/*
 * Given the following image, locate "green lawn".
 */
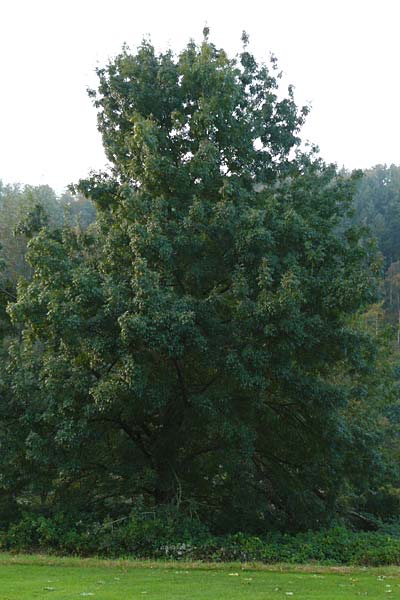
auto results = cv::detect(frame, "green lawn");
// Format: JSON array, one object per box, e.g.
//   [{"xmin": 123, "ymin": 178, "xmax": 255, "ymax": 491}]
[{"xmin": 0, "ymin": 555, "xmax": 400, "ymax": 599}]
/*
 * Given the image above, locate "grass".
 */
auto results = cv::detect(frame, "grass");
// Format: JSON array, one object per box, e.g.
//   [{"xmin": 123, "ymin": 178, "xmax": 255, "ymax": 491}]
[{"xmin": 1, "ymin": 554, "xmax": 400, "ymax": 599}]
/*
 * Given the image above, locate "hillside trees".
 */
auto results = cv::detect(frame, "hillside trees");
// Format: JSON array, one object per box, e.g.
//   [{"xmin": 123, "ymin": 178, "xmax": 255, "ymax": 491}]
[
  {"xmin": 0, "ymin": 183, "xmax": 58, "ymax": 285},
  {"xmin": 353, "ymin": 164, "xmax": 400, "ymax": 267},
  {"xmin": 352, "ymin": 165, "xmax": 400, "ymax": 345},
  {"xmin": 0, "ymin": 182, "xmax": 95, "ymax": 288},
  {"xmin": 2, "ymin": 33, "xmax": 382, "ymax": 531}
]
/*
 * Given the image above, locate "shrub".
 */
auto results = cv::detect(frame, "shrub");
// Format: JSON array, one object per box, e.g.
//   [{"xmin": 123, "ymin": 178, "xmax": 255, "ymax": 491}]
[{"xmin": 2, "ymin": 511, "xmax": 400, "ymax": 565}]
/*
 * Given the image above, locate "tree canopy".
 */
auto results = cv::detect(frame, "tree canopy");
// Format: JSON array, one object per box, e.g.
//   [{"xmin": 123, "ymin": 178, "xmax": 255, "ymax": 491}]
[
  {"xmin": 0, "ymin": 34, "xmax": 390, "ymax": 533},
  {"xmin": 353, "ymin": 164, "xmax": 400, "ymax": 267}
]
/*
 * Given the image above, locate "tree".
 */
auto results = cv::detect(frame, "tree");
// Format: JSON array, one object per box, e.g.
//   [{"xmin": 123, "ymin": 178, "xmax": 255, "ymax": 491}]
[
  {"xmin": 60, "ymin": 191, "xmax": 96, "ymax": 230},
  {"xmin": 353, "ymin": 164, "xmax": 400, "ymax": 266},
  {"xmin": 0, "ymin": 180, "xmax": 96, "ymax": 526},
  {"xmin": 5, "ymin": 33, "xmax": 378, "ymax": 531}
]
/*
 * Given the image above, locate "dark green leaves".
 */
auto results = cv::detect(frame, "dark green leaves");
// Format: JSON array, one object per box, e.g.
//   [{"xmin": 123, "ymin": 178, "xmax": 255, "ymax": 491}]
[{"xmin": 0, "ymin": 35, "xmax": 382, "ymax": 532}]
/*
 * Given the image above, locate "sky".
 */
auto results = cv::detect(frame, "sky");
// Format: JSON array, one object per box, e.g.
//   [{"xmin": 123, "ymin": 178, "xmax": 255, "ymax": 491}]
[{"xmin": 1, "ymin": 0, "xmax": 399, "ymax": 193}]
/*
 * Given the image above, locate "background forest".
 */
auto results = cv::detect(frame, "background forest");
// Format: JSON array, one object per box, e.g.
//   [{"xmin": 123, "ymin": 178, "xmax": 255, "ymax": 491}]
[{"xmin": 0, "ymin": 36, "xmax": 400, "ymax": 560}]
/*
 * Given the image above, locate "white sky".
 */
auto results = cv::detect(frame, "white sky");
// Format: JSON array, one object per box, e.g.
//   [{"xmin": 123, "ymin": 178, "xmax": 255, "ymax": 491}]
[{"xmin": 1, "ymin": 0, "xmax": 399, "ymax": 193}]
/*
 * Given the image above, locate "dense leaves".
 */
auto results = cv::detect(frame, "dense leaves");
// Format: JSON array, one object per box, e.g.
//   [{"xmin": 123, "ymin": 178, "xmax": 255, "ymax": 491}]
[
  {"xmin": 0, "ymin": 35, "xmax": 394, "ymax": 535},
  {"xmin": 353, "ymin": 164, "xmax": 400, "ymax": 266}
]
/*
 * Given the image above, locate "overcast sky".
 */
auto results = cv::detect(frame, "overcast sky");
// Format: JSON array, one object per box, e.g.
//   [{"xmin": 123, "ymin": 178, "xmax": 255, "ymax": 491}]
[{"xmin": 1, "ymin": 0, "xmax": 399, "ymax": 193}]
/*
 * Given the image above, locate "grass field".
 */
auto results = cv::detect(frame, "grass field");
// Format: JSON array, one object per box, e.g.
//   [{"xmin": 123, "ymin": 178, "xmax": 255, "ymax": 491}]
[{"xmin": 1, "ymin": 555, "xmax": 400, "ymax": 599}]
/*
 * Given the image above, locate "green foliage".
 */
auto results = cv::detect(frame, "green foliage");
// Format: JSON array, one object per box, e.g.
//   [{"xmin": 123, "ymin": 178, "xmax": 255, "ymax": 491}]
[
  {"xmin": 0, "ymin": 181, "xmax": 95, "ymax": 287},
  {"xmin": 2, "ymin": 513, "xmax": 100, "ymax": 555},
  {"xmin": 2, "ymin": 512, "xmax": 400, "ymax": 566},
  {"xmin": 353, "ymin": 164, "xmax": 400, "ymax": 266},
  {"xmin": 0, "ymin": 35, "xmax": 384, "ymax": 534}
]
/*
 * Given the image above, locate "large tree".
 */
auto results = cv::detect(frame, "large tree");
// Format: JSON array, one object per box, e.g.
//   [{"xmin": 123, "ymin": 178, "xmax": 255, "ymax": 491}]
[{"xmin": 4, "ymin": 32, "xmax": 378, "ymax": 531}]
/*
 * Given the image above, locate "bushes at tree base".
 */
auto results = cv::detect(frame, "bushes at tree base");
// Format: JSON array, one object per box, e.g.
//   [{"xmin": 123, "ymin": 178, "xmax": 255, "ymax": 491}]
[{"xmin": 2, "ymin": 512, "xmax": 400, "ymax": 566}]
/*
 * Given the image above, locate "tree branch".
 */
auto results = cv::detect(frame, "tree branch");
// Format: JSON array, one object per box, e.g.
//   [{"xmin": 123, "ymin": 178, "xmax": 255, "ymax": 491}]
[{"xmin": 0, "ymin": 286, "xmax": 16, "ymax": 300}]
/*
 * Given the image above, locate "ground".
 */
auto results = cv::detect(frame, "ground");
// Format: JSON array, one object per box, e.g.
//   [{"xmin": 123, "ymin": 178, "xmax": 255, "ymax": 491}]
[{"xmin": 0, "ymin": 555, "xmax": 399, "ymax": 599}]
